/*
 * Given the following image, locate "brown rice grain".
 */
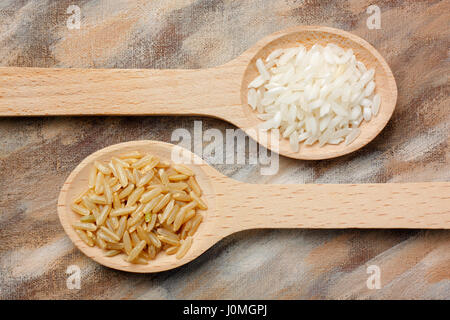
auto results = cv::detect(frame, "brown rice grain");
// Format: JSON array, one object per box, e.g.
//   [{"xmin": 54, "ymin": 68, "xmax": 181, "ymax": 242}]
[
  {"xmin": 94, "ymin": 172, "xmax": 105, "ymax": 195},
  {"xmin": 115, "ymin": 161, "xmax": 128, "ymax": 188},
  {"xmin": 132, "ymin": 203, "xmax": 144, "ymax": 216},
  {"xmin": 182, "ymin": 209, "xmax": 196, "ymax": 224},
  {"xmin": 172, "ymin": 192, "xmax": 191, "ymax": 202},
  {"xmin": 119, "ymin": 183, "xmax": 135, "ymax": 199},
  {"xmin": 158, "ymin": 169, "xmax": 169, "ymax": 186},
  {"xmin": 142, "ymin": 194, "xmax": 163, "ymax": 214},
  {"xmin": 112, "ymin": 156, "xmax": 131, "ymax": 168},
  {"xmin": 139, "ymin": 251, "xmax": 151, "ymax": 260},
  {"xmin": 157, "ymin": 227, "xmax": 179, "ymax": 241},
  {"xmin": 107, "ymin": 176, "xmax": 118, "ymax": 186},
  {"xmin": 95, "ymin": 235, "xmax": 107, "ymax": 249},
  {"xmin": 148, "ymin": 245, "xmax": 157, "ymax": 259},
  {"xmin": 158, "ymin": 234, "xmax": 180, "ymax": 246},
  {"xmin": 160, "ymin": 199, "xmax": 175, "ymax": 224},
  {"xmin": 176, "ymin": 237, "xmax": 193, "ymax": 259},
  {"xmin": 141, "ymin": 158, "xmax": 160, "ymax": 173},
  {"xmin": 73, "ymin": 189, "xmax": 89, "ymax": 204},
  {"xmin": 111, "ymin": 183, "xmax": 122, "ymax": 193},
  {"xmin": 96, "ymin": 204, "xmax": 111, "ymax": 226},
  {"xmin": 168, "ymin": 182, "xmax": 188, "ymax": 191},
  {"xmin": 81, "ymin": 195, "xmax": 97, "ymax": 212},
  {"xmin": 168, "ymin": 174, "xmax": 189, "ymax": 182},
  {"xmin": 126, "ymin": 186, "xmax": 145, "ymax": 207},
  {"xmin": 130, "ymin": 256, "xmax": 148, "ymax": 265},
  {"xmin": 76, "ymin": 229, "xmax": 95, "ymax": 247},
  {"xmin": 88, "ymin": 166, "xmax": 97, "ymax": 189},
  {"xmin": 103, "ymin": 179, "xmax": 113, "ymax": 204},
  {"xmin": 187, "ymin": 176, "xmax": 202, "ymax": 197},
  {"xmin": 110, "ymin": 216, "xmax": 119, "ymax": 230},
  {"xmin": 147, "ymin": 213, "xmax": 157, "ymax": 231},
  {"xmin": 116, "ymin": 216, "xmax": 127, "ymax": 239},
  {"xmin": 106, "ymin": 242, "xmax": 124, "ymax": 251},
  {"xmin": 126, "ymin": 168, "xmax": 135, "ymax": 184},
  {"xmin": 105, "ymin": 249, "xmax": 121, "ymax": 257},
  {"xmin": 165, "ymin": 246, "xmax": 179, "ymax": 255},
  {"xmin": 133, "ymin": 168, "xmax": 141, "ymax": 184},
  {"xmin": 173, "ymin": 208, "xmax": 187, "ymax": 232},
  {"xmin": 155, "ymin": 160, "xmax": 170, "ymax": 168},
  {"xmin": 188, "ymin": 214, "xmax": 203, "ymax": 236},
  {"xmin": 97, "ymin": 229, "xmax": 118, "ymax": 243},
  {"xmin": 148, "ymin": 231, "xmax": 162, "ymax": 248},
  {"xmin": 108, "ymin": 160, "xmax": 118, "ymax": 177},
  {"xmin": 131, "ymin": 155, "xmax": 153, "ymax": 169},
  {"xmin": 89, "ymin": 194, "xmax": 107, "ymax": 205},
  {"xmin": 71, "ymin": 203, "xmax": 90, "ymax": 216},
  {"xmin": 130, "ymin": 231, "xmax": 141, "ymax": 247},
  {"xmin": 172, "ymin": 164, "xmax": 194, "ymax": 176},
  {"xmin": 127, "ymin": 240, "xmax": 147, "ymax": 262},
  {"xmin": 110, "ymin": 205, "xmax": 136, "ymax": 217},
  {"xmin": 180, "ymin": 219, "xmax": 193, "ymax": 239},
  {"xmin": 124, "ymin": 159, "xmax": 139, "ymax": 165},
  {"xmin": 94, "ymin": 160, "xmax": 111, "ymax": 175},
  {"xmin": 189, "ymin": 191, "xmax": 208, "ymax": 210},
  {"xmin": 91, "ymin": 206, "xmax": 100, "ymax": 219},
  {"xmin": 136, "ymin": 225, "xmax": 152, "ymax": 246},
  {"xmin": 119, "ymin": 151, "xmax": 143, "ymax": 159},
  {"xmin": 112, "ymin": 192, "xmax": 121, "ymax": 209},
  {"xmin": 152, "ymin": 193, "xmax": 172, "ymax": 213},
  {"xmin": 127, "ymin": 211, "xmax": 144, "ymax": 228},
  {"xmin": 122, "ymin": 231, "xmax": 132, "ymax": 255},
  {"xmin": 80, "ymin": 214, "xmax": 96, "ymax": 223},
  {"xmin": 73, "ymin": 222, "xmax": 97, "ymax": 232},
  {"xmin": 72, "ymin": 151, "xmax": 205, "ymax": 263},
  {"xmin": 100, "ymin": 226, "xmax": 120, "ymax": 242},
  {"xmin": 167, "ymin": 204, "xmax": 180, "ymax": 225},
  {"xmin": 137, "ymin": 171, "xmax": 154, "ymax": 187},
  {"xmin": 140, "ymin": 187, "xmax": 162, "ymax": 203}
]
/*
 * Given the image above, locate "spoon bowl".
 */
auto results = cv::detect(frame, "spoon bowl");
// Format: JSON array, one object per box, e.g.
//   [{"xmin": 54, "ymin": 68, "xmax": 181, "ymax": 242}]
[
  {"xmin": 239, "ymin": 26, "xmax": 398, "ymax": 159},
  {"xmin": 1, "ymin": 26, "xmax": 396, "ymax": 160},
  {"xmin": 58, "ymin": 141, "xmax": 220, "ymax": 272},
  {"xmin": 58, "ymin": 141, "xmax": 450, "ymax": 273}
]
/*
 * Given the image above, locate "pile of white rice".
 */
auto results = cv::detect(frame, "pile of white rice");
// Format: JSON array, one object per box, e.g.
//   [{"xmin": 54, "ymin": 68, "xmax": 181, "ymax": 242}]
[{"xmin": 247, "ymin": 43, "xmax": 381, "ymax": 152}]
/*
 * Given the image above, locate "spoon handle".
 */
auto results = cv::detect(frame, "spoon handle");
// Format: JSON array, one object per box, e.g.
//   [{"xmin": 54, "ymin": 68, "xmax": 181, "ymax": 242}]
[
  {"xmin": 0, "ymin": 66, "xmax": 241, "ymax": 117},
  {"xmin": 215, "ymin": 181, "xmax": 450, "ymax": 233}
]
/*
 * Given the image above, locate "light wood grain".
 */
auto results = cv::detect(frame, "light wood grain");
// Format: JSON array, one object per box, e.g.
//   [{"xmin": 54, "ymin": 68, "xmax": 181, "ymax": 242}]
[
  {"xmin": 58, "ymin": 141, "xmax": 450, "ymax": 272},
  {"xmin": 0, "ymin": 26, "xmax": 397, "ymax": 160}
]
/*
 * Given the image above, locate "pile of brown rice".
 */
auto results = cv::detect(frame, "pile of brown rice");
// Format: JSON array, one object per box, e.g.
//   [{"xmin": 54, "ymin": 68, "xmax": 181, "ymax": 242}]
[{"xmin": 71, "ymin": 151, "xmax": 206, "ymax": 264}]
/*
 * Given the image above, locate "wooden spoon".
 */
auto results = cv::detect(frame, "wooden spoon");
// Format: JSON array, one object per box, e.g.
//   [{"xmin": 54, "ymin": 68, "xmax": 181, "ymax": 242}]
[
  {"xmin": 58, "ymin": 140, "xmax": 449, "ymax": 273},
  {"xmin": 1, "ymin": 26, "xmax": 396, "ymax": 160}
]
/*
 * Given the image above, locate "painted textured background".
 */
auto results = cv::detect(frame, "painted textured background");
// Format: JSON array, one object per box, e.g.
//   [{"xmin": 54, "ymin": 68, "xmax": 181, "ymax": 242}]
[{"xmin": 0, "ymin": 0, "xmax": 449, "ymax": 299}]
